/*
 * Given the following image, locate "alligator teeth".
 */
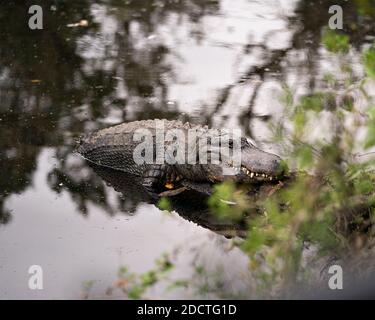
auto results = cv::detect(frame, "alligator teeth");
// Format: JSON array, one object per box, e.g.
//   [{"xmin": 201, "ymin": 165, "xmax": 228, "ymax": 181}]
[
  {"xmin": 250, "ymin": 172, "xmax": 254, "ymax": 178},
  {"xmin": 269, "ymin": 177, "xmax": 273, "ymax": 181}
]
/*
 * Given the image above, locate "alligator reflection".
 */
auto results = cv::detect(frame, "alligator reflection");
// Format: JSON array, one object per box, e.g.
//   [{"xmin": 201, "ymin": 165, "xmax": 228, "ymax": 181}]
[{"xmin": 89, "ymin": 163, "xmax": 249, "ymax": 238}]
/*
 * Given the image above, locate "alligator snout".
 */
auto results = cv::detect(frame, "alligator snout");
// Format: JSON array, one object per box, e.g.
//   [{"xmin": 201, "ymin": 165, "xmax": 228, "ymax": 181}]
[
  {"xmin": 238, "ymin": 147, "xmax": 286, "ymax": 183},
  {"xmin": 258, "ymin": 154, "xmax": 284, "ymax": 175}
]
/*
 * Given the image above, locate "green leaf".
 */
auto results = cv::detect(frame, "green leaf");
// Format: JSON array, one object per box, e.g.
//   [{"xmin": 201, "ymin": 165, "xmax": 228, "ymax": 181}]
[
  {"xmin": 296, "ymin": 145, "xmax": 313, "ymax": 169},
  {"xmin": 363, "ymin": 46, "xmax": 375, "ymax": 80},
  {"xmin": 364, "ymin": 127, "xmax": 375, "ymax": 149},
  {"xmin": 242, "ymin": 228, "xmax": 267, "ymax": 254},
  {"xmin": 354, "ymin": 179, "xmax": 374, "ymax": 194},
  {"xmin": 157, "ymin": 197, "xmax": 172, "ymax": 211},
  {"xmin": 322, "ymin": 29, "xmax": 350, "ymax": 54},
  {"xmin": 365, "ymin": 106, "xmax": 375, "ymax": 149},
  {"xmin": 128, "ymin": 285, "xmax": 144, "ymax": 300},
  {"xmin": 141, "ymin": 271, "xmax": 157, "ymax": 287}
]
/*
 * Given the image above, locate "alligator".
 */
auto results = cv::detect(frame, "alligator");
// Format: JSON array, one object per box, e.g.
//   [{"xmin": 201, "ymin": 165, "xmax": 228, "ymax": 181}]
[{"xmin": 77, "ymin": 119, "xmax": 286, "ymax": 196}]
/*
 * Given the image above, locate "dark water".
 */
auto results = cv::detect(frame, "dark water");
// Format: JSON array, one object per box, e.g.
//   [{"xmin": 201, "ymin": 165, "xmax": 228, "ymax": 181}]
[{"xmin": 0, "ymin": 0, "xmax": 374, "ymax": 299}]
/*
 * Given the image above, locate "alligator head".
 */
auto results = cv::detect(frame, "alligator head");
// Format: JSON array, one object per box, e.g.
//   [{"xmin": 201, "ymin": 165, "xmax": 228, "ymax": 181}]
[
  {"xmin": 175, "ymin": 136, "xmax": 287, "ymax": 185},
  {"xmin": 229, "ymin": 138, "xmax": 286, "ymax": 183}
]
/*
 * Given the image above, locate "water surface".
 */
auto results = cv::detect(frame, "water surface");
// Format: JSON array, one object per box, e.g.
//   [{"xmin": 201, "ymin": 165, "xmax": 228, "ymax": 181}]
[{"xmin": 1, "ymin": 0, "xmax": 374, "ymax": 299}]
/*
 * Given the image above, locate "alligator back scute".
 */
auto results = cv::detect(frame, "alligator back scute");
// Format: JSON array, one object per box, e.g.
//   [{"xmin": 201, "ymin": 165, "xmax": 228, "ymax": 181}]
[
  {"xmin": 77, "ymin": 119, "xmax": 210, "ymax": 174},
  {"xmin": 77, "ymin": 131, "xmax": 138, "ymax": 173}
]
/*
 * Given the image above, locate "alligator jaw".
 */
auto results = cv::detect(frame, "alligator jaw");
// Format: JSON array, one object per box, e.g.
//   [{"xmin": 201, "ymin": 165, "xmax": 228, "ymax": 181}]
[
  {"xmin": 233, "ymin": 166, "xmax": 279, "ymax": 182},
  {"xmin": 221, "ymin": 145, "xmax": 286, "ymax": 184}
]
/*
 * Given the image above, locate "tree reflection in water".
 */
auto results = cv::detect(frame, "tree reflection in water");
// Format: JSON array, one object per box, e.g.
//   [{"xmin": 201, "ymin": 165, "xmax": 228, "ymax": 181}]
[{"xmin": 1, "ymin": 0, "xmax": 375, "ymax": 225}]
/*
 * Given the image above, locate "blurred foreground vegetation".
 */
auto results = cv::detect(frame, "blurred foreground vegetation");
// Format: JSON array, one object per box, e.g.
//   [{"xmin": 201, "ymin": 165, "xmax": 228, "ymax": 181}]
[{"xmin": 110, "ymin": 29, "xmax": 375, "ymax": 299}]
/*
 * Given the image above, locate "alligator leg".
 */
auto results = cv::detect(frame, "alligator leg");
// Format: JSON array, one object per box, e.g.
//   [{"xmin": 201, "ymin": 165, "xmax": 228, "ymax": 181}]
[
  {"xmin": 181, "ymin": 181, "xmax": 214, "ymax": 195},
  {"xmin": 158, "ymin": 187, "xmax": 189, "ymax": 197},
  {"xmin": 158, "ymin": 181, "xmax": 214, "ymax": 197}
]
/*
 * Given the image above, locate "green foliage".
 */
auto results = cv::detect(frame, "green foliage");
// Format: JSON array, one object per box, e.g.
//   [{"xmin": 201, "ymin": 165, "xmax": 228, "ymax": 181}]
[
  {"xmin": 157, "ymin": 197, "xmax": 172, "ymax": 211},
  {"xmin": 355, "ymin": 0, "xmax": 375, "ymax": 17},
  {"xmin": 297, "ymin": 92, "xmax": 337, "ymax": 112},
  {"xmin": 363, "ymin": 47, "xmax": 375, "ymax": 80},
  {"xmin": 242, "ymin": 227, "xmax": 267, "ymax": 254},
  {"xmin": 209, "ymin": 37, "xmax": 375, "ymax": 295},
  {"xmin": 365, "ymin": 106, "xmax": 375, "ymax": 149},
  {"xmin": 298, "ymin": 93, "xmax": 324, "ymax": 112},
  {"xmin": 112, "ymin": 254, "xmax": 174, "ymax": 299},
  {"xmin": 207, "ymin": 182, "xmax": 249, "ymax": 221},
  {"xmin": 280, "ymin": 85, "xmax": 294, "ymax": 108},
  {"xmin": 323, "ymin": 73, "xmax": 337, "ymax": 87},
  {"xmin": 295, "ymin": 144, "xmax": 314, "ymax": 169},
  {"xmin": 322, "ymin": 29, "xmax": 350, "ymax": 54},
  {"xmin": 167, "ymin": 279, "xmax": 190, "ymax": 291}
]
